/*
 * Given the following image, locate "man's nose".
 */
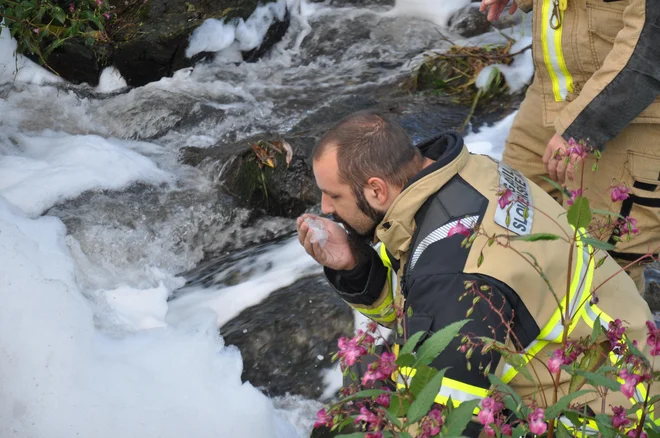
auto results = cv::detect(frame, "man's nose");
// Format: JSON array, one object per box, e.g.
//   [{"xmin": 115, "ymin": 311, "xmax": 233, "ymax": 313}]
[{"xmin": 321, "ymin": 194, "xmax": 334, "ymax": 215}]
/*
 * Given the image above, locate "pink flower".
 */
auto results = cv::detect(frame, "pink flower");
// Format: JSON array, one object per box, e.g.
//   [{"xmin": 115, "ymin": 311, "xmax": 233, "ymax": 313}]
[
  {"xmin": 611, "ymin": 184, "xmax": 630, "ymax": 202},
  {"xmin": 366, "ymin": 432, "xmax": 383, "ymax": 438},
  {"xmin": 627, "ymin": 429, "xmax": 648, "ymax": 438},
  {"xmin": 567, "ymin": 138, "xmax": 589, "ymax": 159},
  {"xmin": 528, "ymin": 408, "xmax": 547, "ymax": 435},
  {"xmin": 501, "ymin": 424, "xmax": 513, "ymax": 436},
  {"xmin": 646, "ymin": 320, "xmax": 660, "ymax": 356},
  {"xmin": 355, "ymin": 406, "xmax": 379, "ymax": 425},
  {"xmin": 95, "ymin": 0, "xmax": 103, "ymax": 6},
  {"xmin": 337, "ymin": 336, "xmax": 367, "ymax": 368},
  {"xmin": 548, "ymin": 349, "xmax": 563, "ymax": 374},
  {"xmin": 611, "ymin": 406, "xmax": 631, "ymax": 429},
  {"xmin": 448, "ymin": 219, "xmax": 472, "ymax": 238},
  {"xmin": 313, "ymin": 408, "xmax": 333, "ymax": 428},
  {"xmin": 607, "ymin": 319, "xmax": 626, "ymax": 353},
  {"xmin": 619, "ymin": 369, "xmax": 642, "ymax": 399},
  {"xmin": 567, "ymin": 189, "xmax": 582, "ymax": 206},
  {"xmin": 32, "ymin": 27, "xmax": 40, "ymax": 34},
  {"xmin": 376, "ymin": 352, "xmax": 397, "ymax": 376},
  {"xmin": 104, "ymin": 12, "xmax": 110, "ymax": 19},
  {"xmin": 68, "ymin": 2, "xmax": 75, "ymax": 12},
  {"xmin": 619, "ymin": 216, "xmax": 639, "ymax": 236},
  {"xmin": 419, "ymin": 408, "xmax": 444, "ymax": 438},
  {"xmin": 375, "ymin": 392, "xmax": 390, "ymax": 407},
  {"xmin": 498, "ymin": 188, "xmax": 515, "ymax": 209}
]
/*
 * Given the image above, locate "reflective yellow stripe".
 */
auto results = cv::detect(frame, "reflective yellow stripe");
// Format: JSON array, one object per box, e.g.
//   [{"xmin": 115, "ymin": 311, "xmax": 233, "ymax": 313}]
[
  {"xmin": 397, "ymin": 368, "xmax": 485, "ymax": 411},
  {"xmin": 502, "ymin": 228, "xmax": 594, "ymax": 383},
  {"xmin": 542, "ymin": 0, "xmax": 574, "ymax": 101},
  {"xmin": 354, "ymin": 292, "xmax": 396, "ymax": 323}
]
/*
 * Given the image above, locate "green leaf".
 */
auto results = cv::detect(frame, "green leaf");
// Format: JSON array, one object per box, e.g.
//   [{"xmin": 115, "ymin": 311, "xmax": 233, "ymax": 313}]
[
  {"xmin": 581, "ymin": 237, "xmax": 616, "ymax": 252},
  {"xmin": 398, "ymin": 433, "xmax": 413, "ymax": 438},
  {"xmin": 540, "ymin": 176, "xmax": 570, "ymax": 197},
  {"xmin": 569, "ymin": 341, "xmax": 609, "ymax": 392},
  {"xmin": 511, "ymin": 233, "xmax": 561, "ymax": 242},
  {"xmin": 53, "ymin": 7, "xmax": 66, "ymax": 24},
  {"xmin": 406, "ymin": 368, "xmax": 447, "ymax": 423},
  {"xmin": 443, "ymin": 399, "xmax": 480, "ymax": 437},
  {"xmin": 556, "ymin": 418, "xmax": 572, "ymax": 438},
  {"xmin": 409, "ymin": 365, "xmax": 438, "ymax": 397},
  {"xmin": 591, "ymin": 208, "xmax": 624, "ymax": 219},
  {"xmin": 502, "ymin": 352, "xmax": 534, "ymax": 384},
  {"xmin": 594, "ymin": 413, "xmax": 617, "ymax": 438},
  {"xmin": 567, "ymin": 196, "xmax": 592, "ymax": 229},
  {"xmin": 625, "ymin": 337, "xmax": 650, "ymax": 367},
  {"xmin": 543, "ymin": 390, "xmax": 593, "ymax": 419},
  {"xmin": 336, "ymin": 433, "xmax": 366, "ymax": 438},
  {"xmin": 400, "ymin": 331, "xmax": 426, "ymax": 356},
  {"xmin": 388, "ymin": 393, "xmax": 410, "ymax": 417},
  {"xmin": 571, "ymin": 370, "xmax": 620, "ymax": 391},
  {"xmin": 396, "ymin": 353, "xmax": 415, "ymax": 367},
  {"xmin": 415, "ymin": 320, "xmax": 470, "ymax": 367},
  {"xmin": 562, "ymin": 411, "xmax": 584, "ymax": 430},
  {"xmin": 381, "ymin": 407, "xmax": 402, "ymax": 428}
]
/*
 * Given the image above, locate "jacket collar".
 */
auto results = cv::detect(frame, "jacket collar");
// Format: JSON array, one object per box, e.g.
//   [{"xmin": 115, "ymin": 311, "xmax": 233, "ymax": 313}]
[{"xmin": 375, "ymin": 132, "xmax": 469, "ymax": 260}]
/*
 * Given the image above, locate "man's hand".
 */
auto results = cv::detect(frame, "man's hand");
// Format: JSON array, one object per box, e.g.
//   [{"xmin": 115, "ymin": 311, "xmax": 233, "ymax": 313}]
[
  {"xmin": 479, "ymin": 0, "xmax": 518, "ymax": 22},
  {"xmin": 296, "ymin": 214, "xmax": 358, "ymax": 271},
  {"xmin": 542, "ymin": 133, "xmax": 580, "ymax": 184}
]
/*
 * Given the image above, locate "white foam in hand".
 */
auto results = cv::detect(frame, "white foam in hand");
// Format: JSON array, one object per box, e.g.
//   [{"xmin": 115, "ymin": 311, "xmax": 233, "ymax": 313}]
[{"xmin": 305, "ymin": 217, "xmax": 328, "ymax": 248}]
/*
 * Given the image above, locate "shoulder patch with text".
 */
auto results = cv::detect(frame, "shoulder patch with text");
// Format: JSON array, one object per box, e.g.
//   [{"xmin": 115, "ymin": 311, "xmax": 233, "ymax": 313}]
[{"xmin": 494, "ymin": 163, "xmax": 534, "ymax": 235}]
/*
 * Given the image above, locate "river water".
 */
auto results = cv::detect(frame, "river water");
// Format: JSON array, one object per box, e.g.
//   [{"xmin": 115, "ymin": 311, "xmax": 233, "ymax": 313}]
[{"xmin": 0, "ymin": 1, "xmax": 529, "ymax": 437}]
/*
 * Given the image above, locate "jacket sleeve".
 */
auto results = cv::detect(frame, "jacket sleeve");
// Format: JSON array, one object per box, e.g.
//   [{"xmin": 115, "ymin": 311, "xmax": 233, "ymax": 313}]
[
  {"xmin": 555, "ymin": 0, "xmax": 660, "ymax": 149},
  {"xmin": 324, "ymin": 248, "xmax": 397, "ymax": 327}
]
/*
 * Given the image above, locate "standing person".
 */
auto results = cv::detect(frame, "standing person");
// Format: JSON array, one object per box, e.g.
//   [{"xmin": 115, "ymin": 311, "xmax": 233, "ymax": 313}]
[
  {"xmin": 296, "ymin": 111, "xmax": 656, "ymax": 430},
  {"xmin": 480, "ymin": 0, "xmax": 660, "ymax": 292}
]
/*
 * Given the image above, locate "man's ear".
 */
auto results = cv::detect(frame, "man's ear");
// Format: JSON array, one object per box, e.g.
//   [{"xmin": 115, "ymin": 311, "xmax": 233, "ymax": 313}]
[{"xmin": 364, "ymin": 177, "xmax": 390, "ymax": 207}]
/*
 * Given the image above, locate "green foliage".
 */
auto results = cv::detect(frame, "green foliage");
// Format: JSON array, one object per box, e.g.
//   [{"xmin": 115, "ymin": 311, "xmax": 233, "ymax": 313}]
[
  {"xmin": 567, "ymin": 196, "xmax": 592, "ymax": 229},
  {"xmin": 0, "ymin": 0, "xmax": 111, "ymax": 67},
  {"xmin": 414, "ymin": 319, "xmax": 469, "ymax": 367}
]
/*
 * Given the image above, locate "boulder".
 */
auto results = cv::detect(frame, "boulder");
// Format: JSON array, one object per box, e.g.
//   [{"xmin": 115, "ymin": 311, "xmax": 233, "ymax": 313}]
[
  {"xmin": 220, "ymin": 274, "xmax": 354, "ymax": 399},
  {"xmin": 40, "ymin": 0, "xmax": 290, "ymax": 86}
]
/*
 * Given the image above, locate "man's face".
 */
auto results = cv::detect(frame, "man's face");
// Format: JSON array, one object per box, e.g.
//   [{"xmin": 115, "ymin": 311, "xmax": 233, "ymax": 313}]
[{"xmin": 313, "ymin": 148, "xmax": 384, "ymax": 237}]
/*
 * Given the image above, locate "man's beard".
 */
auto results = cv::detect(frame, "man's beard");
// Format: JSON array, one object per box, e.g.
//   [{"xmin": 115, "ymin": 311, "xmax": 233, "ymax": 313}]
[{"xmin": 333, "ymin": 191, "xmax": 385, "ymax": 266}]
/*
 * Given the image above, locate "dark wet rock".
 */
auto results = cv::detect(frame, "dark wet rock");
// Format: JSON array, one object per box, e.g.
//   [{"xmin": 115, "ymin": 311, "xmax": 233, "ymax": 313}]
[
  {"xmin": 645, "ymin": 262, "xmax": 660, "ymax": 312},
  {"xmin": 180, "ymin": 133, "xmax": 321, "ymax": 218},
  {"xmin": 220, "ymin": 274, "xmax": 354, "ymax": 399},
  {"xmin": 448, "ymin": 6, "xmax": 492, "ymax": 38},
  {"xmin": 37, "ymin": 0, "xmax": 289, "ymax": 86}
]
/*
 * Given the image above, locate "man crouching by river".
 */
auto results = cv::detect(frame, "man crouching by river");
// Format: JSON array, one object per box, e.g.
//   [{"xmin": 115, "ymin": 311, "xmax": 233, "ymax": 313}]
[{"xmin": 296, "ymin": 110, "xmax": 657, "ymax": 436}]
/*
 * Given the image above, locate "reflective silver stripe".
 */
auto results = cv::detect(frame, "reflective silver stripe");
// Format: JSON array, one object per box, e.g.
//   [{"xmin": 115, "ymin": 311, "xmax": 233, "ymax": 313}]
[
  {"xmin": 409, "ymin": 215, "xmax": 479, "ymax": 270},
  {"xmin": 438, "ymin": 385, "xmax": 485, "ymax": 403},
  {"xmin": 539, "ymin": 323, "xmax": 564, "ymax": 342}
]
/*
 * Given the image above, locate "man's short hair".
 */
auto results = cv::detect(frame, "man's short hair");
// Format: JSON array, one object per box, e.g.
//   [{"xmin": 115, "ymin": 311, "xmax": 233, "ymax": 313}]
[{"xmin": 313, "ymin": 111, "xmax": 423, "ymax": 196}]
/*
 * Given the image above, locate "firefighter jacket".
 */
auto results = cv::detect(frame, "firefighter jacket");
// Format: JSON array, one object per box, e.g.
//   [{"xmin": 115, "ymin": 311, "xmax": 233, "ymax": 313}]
[
  {"xmin": 514, "ymin": 0, "xmax": 660, "ymax": 149},
  {"xmin": 324, "ymin": 132, "xmax": 658, "ymax": 422}
]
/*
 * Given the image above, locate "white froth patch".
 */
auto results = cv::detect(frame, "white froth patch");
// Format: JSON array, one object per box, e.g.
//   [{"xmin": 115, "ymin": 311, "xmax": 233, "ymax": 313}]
[
  {"xmin": 186, "ymin": 0, "xmax": 288, "ymax": 58},
  {"xmin": 388, "ymin": 0, "xmax": 471, "ymax": 28},
  {"xmin": 0, "ymin": 197, "xmax": 302, "ymax": 438},
  {"xmin": 465, "ymin": 111, "xmax": 518, "ymax": 161},
  {"xmin": 101, "ymin": 283, "xmax": 170, "ymax": 330},
  {"xmin": 0, "ymin": 25, "xmax": 61, "ymax": 85},
  {"xmin": 0, "ymin": 131, "xmax": 171, "ymax": 217},
  {"xmin": 476, "ymin": 36, "xmax": 533, "ymax": 94},
  {"xmin": 96, "ymin": 66, "xmax": 128, "ymax": 93},
  {"xmin": 167, "ymin": 237, "xmax": 321, "ymax": 328}
]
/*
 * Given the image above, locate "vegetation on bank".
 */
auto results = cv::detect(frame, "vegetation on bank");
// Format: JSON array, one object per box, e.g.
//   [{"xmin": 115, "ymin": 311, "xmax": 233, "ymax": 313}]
[{"xmin": 0, "ymin": 0, "xmax": 111, "ymax": 69}]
